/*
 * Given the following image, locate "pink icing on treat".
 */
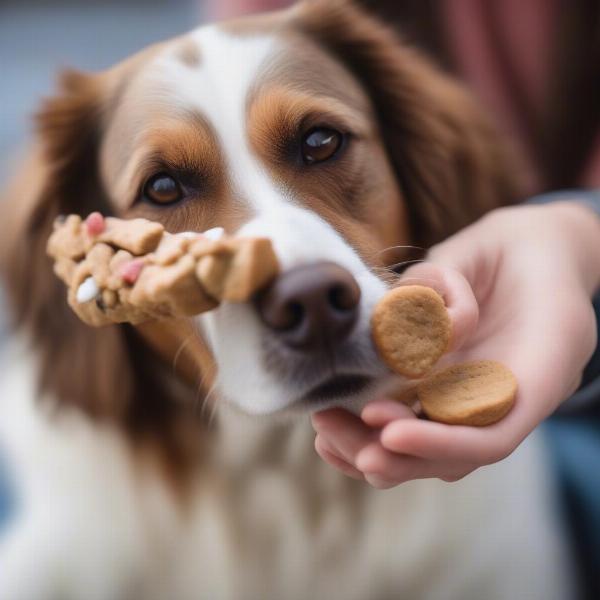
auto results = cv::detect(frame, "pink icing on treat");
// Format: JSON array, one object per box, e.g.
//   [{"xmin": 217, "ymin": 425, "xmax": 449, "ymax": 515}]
[
  {"xmin": 85, "ymin": 212, "xmax": 105, "ymax": 236},
  {"xmin": 119, "ymin": 259, "xmax": 145, "ymax": 284}
]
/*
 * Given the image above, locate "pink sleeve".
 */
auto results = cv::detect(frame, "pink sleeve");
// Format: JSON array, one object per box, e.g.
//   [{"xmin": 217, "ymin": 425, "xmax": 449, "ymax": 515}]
[
  {"xmin": 582, "ymin": 134, "xmax": 600, "ymax": 188},
  {"xmin": 208, "ymin": 0, "xmax": 293, "ymax": 21}
]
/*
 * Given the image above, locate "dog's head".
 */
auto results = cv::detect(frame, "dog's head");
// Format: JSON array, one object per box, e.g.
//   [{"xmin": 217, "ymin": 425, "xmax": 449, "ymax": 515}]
[{"xmin": 1, "ymin": 1, "xmax": 515, "ymax": 426}]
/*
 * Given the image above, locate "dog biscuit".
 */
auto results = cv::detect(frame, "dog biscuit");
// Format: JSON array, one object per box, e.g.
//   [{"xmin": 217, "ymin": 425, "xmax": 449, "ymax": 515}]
[
  {"xmin": 372, "ymin": 285, "xmax": 516, "ymax": 426},
  {"xmin": 417, "ymin": 360, "xmax": 517, "ymax": 426},
  {"xmin": 47, "ymin": 213, "xmax": 279, "ymax": 327},
  {"xmin": 371, "ymin": 285, "xmax": 451, "ymax": 378}
]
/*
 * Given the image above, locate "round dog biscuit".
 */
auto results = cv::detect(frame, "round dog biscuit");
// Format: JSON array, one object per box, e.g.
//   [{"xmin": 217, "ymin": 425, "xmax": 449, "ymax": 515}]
[
  {"xmin": 372, "ymin": 285, "xmax": 451, "ymax": 378},
  {"xmin": 417, "ymin": 360, "xmax": 517, "ymax": 426}
]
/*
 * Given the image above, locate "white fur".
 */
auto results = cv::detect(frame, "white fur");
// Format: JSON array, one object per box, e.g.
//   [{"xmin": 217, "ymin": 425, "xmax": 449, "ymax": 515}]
[
  {"xmin": 0, "ymin": 339, "xmax": 576, "ymax": 600},
  {"xmin": 202, "ymin": 204, "xmax": 389, "ymax": 414}
]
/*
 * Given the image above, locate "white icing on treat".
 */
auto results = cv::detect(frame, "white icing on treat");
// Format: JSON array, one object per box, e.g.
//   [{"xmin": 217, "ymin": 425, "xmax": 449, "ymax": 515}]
[
  {"xmin": 203, "ymin": 227, "xmax": 224, "ymax": 241},
  {"xmin": 76, "ymin": 277, "xmax": 100, "ymax": 303}
]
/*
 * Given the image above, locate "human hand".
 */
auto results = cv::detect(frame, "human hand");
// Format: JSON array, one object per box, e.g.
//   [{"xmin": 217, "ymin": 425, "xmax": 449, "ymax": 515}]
[{"xmin": 312, "ymin": 201, "xmax": 600, "ymax": 488}]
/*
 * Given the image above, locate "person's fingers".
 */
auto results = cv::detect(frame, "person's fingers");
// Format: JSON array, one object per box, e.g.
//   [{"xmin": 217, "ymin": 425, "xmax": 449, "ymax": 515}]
[
  {"xmin": 356, "ymin": 442, "xmax": 423, "ymax": 481},
  {"xmin": 356, "ymin": 442, "xmax": 475, "ymax": 487},
  {"xmin": 358, "ymin": 443, "xmax": 476, "ymax": 482},
  {"xmin": 361, "ymin": 398, "xmax": 417, "ymax": 428},
  {"xmin": 398, "ymin": 262, "xmax": 479, "ymax": 352},
  {"xmin": 311, "ymin": 408, "xmax": 377, "ymax": 464},
  {"xmin": 314, "ymin": 434, "xmax": 364, "ymax": 480},
  {"xmin": 380, "ymin": 417, "xmax": 517, "ymax": 465},
  {"xmin": 379, "ymin": 311, "xmax": 594, "ymax": 466}
]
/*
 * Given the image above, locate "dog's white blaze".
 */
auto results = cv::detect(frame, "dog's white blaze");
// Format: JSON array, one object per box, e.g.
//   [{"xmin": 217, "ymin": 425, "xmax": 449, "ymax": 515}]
[
  {"xmin": 153, "ymin": 26, "xmax": 388, "ymax": 414},
  {"xmin": 206, "ymin": 206, "xmax": 388, "ymax": 414}
]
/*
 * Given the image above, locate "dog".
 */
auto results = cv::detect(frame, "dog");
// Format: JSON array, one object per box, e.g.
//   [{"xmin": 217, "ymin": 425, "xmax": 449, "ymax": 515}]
[{"xmin": 0, "ymin": 1, "xmax": 576, "ymax": 598}]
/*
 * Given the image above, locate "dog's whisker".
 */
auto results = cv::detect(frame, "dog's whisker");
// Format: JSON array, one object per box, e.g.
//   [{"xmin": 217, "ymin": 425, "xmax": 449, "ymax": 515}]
[
  {"xmin": 191, "ymin": 366, "xmax": 213, "ymax": 419},
  {"xmin": 192, "ymin": 381, "xmax": 205, "ymax": 416},
  {"xmin": 391, "ymin": 276, "xmax": 442, "ymax": 286},
  {"xmin": 369, "ymin": 270, "xmax": 398, "ymax": 286},
  {"xmin": 194, "ymin": 366, "xmax": 218, "ymax": 420},
  {"xmin": 205, "ymin": 383, "xmax": 220, "ymax": 429},
  {"xmin": 172, "ymin": 335, "xmax": 193, "ymax": 373},
  {"xmin": 382, "ymin": 258, "xmax": 426, "ymax": 272},
  {"xmin": 197, "ymin": 378, "xmax": 214, "ymax": 419},
  {"xmin": 373, "ymin": 244, "xmax": 425, "ymax": 256}
]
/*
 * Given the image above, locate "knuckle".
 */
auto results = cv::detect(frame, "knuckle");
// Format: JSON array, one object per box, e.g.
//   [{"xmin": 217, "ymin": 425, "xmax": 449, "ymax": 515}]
[
  {"xmin": 481, "ymin": 438, "xmax": 516, "ymax": 465},
  {"xmin": 440, "ymin": 474, "xmax": 463, "ymax": 483},
  {"xmin": 441, "ymin": 466, "xmax": 475, "ymax": 483}
]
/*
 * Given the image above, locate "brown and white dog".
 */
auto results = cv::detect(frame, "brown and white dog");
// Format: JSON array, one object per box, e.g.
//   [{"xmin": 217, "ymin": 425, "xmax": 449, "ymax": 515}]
[{"xmin": 0, "ymin": 1, "xmax": 575, "ymax": 598}]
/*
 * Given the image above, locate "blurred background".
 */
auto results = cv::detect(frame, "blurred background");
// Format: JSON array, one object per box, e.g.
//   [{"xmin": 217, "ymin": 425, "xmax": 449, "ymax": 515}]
[{"xmin": 0, "ymin": 0, "xmax": 201, "ymax": 175}]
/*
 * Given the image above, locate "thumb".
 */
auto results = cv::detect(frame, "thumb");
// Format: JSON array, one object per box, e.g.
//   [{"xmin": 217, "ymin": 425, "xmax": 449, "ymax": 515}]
[{"xmin": 398, "ymin": 262, "xmax": 478, "ymax": 352}]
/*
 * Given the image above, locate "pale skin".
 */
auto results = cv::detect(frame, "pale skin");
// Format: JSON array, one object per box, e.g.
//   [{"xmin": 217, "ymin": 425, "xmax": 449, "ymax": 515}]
[{"xmin": 312, "ymin": 201, "xmax": 600, "ymax": 488}]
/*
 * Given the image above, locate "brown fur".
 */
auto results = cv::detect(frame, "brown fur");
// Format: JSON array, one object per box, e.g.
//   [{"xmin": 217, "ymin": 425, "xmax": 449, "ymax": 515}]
[
  {"xmin": 295, "ymin": 0, "xmax": 518, "ymax": 246},
  {"xmin": 0, "ymin": 0, "xmax": 516, "ymax": 482},
  {"xmin": 0, "ymin": 69, "xmax": 208, "ymax": 484},
  {"xmin": 119, "ymin": 116, "xmax": 254, "ymax": 236}
]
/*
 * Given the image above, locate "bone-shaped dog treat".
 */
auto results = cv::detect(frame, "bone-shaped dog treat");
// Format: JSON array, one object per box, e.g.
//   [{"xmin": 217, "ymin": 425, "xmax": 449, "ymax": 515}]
[
  {"xmin": 372, "ymin": 285, "xmax": 517, "ymax": 426},
  {"xmin": 47, "ymin": 213, "xmax": 279, "ymax": 327}
]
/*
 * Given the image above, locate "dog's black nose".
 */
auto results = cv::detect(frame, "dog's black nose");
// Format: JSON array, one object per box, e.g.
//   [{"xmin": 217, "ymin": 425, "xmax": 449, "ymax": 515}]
[{"xmin": 256, "ymin": 262, "xmax": 361, "ymax": 351}]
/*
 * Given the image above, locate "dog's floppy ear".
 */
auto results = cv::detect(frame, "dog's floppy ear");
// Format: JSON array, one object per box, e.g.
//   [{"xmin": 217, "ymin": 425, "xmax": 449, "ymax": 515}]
[
  {"xmin": 2, "ymin": 69, "xmax": 108, "ymax": 318},
  {"xmin": 0, "ymin": 69, "xmax": 138, "ymax": 420},
  {"xmin": 1, "ymin": 70, "xmax": 205, "ymax": 473},
  {"xmin": 1, "ymin": 70, "xmax": 179, "ymax": 431},
  {"xmin": 295, "ymin": 0, "xmax": 518, "ymax": 246}
]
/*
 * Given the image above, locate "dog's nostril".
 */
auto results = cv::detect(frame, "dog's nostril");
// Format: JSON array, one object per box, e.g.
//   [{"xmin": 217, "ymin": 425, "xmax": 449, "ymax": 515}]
[
  {"xmin": 277, "ymin": 301, "xmax": 304, "ymax": 331},
  {"xmin": 256, "ymin": 261, "xmax": 361, "ymax": 351},
  {"xmin": 329, "ymin": 283, "xmax": 360, "ymax": 312}
]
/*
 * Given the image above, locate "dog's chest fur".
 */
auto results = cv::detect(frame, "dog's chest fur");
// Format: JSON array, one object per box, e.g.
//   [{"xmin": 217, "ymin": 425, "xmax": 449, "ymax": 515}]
[{"xmin": 0, "ymin": 341, "xmax": 575, "ymax": 600}]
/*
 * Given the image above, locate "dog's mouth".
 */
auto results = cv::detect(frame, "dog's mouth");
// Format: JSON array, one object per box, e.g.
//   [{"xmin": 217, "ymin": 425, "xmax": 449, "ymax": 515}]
[{"xmin": 301, "ymin": 374, "xmax": 374, "ymax": 403}]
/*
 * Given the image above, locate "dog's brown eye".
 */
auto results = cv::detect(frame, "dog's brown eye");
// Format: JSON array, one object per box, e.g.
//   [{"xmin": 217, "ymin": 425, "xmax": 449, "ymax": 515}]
[
  {"xmin": 302, "ymin": 128, "xmax": 342, "ymax": 164},
  {"xmin": 143, "ymin": 173, "xmax": 182, "ymax": 205}
]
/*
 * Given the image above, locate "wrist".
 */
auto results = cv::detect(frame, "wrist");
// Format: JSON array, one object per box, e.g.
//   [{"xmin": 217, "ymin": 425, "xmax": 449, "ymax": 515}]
[{"xmin": 549, "ymin": 200, "xmax": 600, "ymax": 295}]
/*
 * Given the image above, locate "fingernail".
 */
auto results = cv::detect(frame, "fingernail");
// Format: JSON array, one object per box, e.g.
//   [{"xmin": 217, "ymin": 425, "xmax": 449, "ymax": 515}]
[{"xmin": 365, "ymin": 474, "xmax": 395, "ymax": 489}]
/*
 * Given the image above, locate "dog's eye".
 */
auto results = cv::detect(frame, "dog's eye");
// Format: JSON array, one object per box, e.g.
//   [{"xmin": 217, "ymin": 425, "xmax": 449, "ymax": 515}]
[
  {"xmin": 301, "ymin": 128, "xmax": 343, "ymax": 164},
  {"xmin": 143, "ymin": 173, "xmax": 183, "ymax": 205}
]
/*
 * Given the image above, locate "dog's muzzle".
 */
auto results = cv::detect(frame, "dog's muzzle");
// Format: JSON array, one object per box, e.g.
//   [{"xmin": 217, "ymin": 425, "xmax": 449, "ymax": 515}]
[{"xmin": 255, "ymin": 261, "xmax": 361, "ymax": 352}]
